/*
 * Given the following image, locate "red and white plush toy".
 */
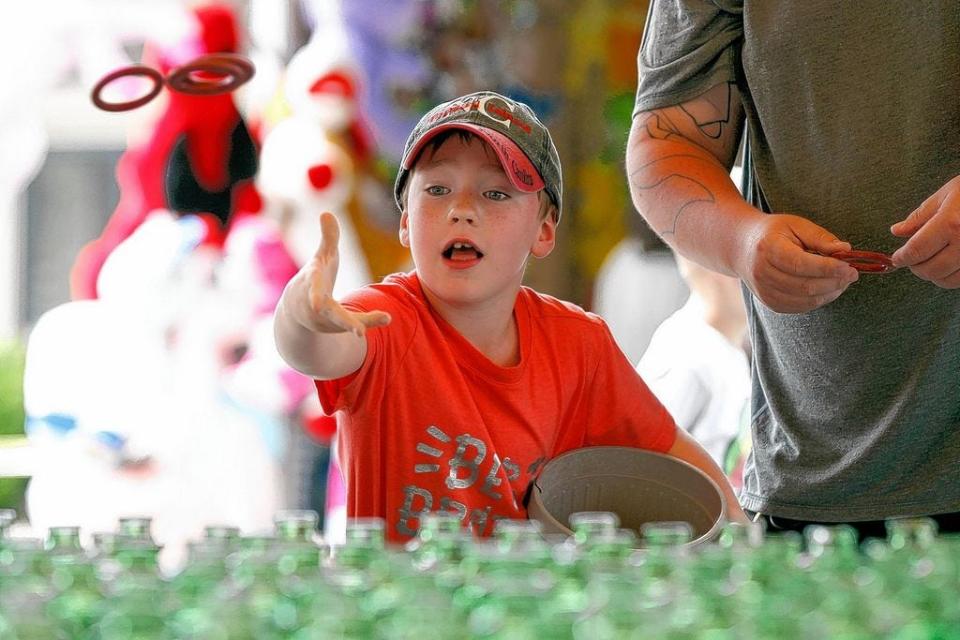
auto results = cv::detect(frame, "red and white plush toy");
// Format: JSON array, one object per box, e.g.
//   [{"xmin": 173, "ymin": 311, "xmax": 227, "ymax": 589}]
[
  {"xmin": 256, "ymin": 28, "xmax": 373, "ymax": 297},
  {"xmin": 256, "ymin": 27, "xmax": 385, "ymax": 542},
  {"xmin": 70, "ymin": 2, "xmax": 259, "ymax": 300},
  {"xmin": 24, "ymin": 3, "xmax": 295, "ymax": 570}
]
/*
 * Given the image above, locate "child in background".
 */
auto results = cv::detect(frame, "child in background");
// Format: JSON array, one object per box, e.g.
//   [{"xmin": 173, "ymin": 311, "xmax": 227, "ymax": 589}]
[
  {"xmin": 274, "ymin": 91, "xmax": 746, "ymax": 541},
  {"xmin": 638, "ymin": 255, "xmax": 751, "ymax": 473}
]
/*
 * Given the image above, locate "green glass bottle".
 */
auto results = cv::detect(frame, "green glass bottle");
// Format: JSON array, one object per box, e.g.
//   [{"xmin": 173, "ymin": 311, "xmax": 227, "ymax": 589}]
[
  {"xmin": 568, "ymin": 511, "xmax": 619, "ymax": 547},
  {"xmin": 409, "ymin": 512, "xmax": 469, "ymax": 570},
  {"xmin": 291, "ymin": 580, "xmax": 371, "ymax": 640},
  {"xmin": 47, "ymin": 555, "xmax": 105, "ymax": 639},
  {"xmin": 168, "ymin": 542, "xmax": 232, "ymax": 640},
  {"xmin": 0, "ymin": 509, "xmax": 15, "ymax": 541},
  {"xmin": 213, "ymin": 535, "xmax": 283, "ymax": 639},
  {"xmin": 881, "ymin": 518, "xmax": 958, "ymax": 637},
  {"xmin": 203, "ymin": 525, "xmax": 241, "ymax": 546},
  {"xmin": 274, "ymin": 510, "xmax": 319, "ymax": 543},
  {"xmin": 0, "ymin": 540, "xmax": 57, "ymax": 640},
  {"xmin": 582, "ymin": 529, "xmax": 637, "ymax": 573},
  {"xmin": 98, "ymin": 540, "xmax": 173, "ymax": 640},
  {"xmin": 466, "ymin": 557, "xmax": 552, "ymax": 640},
  {"xmin": 333, "ymin": 517, "xmax": 388, "ymax": 577},
  {"xmin": 45, "ymin": 526, "xmax": 86, "ymax": 568},
  {"xmin": 492, "ymin": 519, "xmax": 543, "ymax": 550},
  {"xmin": 117, "ymin": 516, "xmax": 155, "ymax": 544},
  {"xmin": 885, "ymin": 516, "xmax": 938, "ymax": 552},
  {"xmin": 91, "ymin": 532, "xmax": 119, "ymax": 559},
  {"xmin": 172, "ymin": 540, "xmax": 229, "ymax": 603},
  {"xmin": 367, "ymin": 567, "xmax": 465, "ymax": 640},
  {"xmin": 272, "ymin": 510, "xmax": 323, "ymax": 587}
]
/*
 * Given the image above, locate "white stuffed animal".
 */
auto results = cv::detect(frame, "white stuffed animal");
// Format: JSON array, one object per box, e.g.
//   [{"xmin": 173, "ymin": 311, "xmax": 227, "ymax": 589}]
[
  {"xmin": 256, "ymin": 28, "xmax": 384, "ymax": 544},
  {"xmin": 256, "ymin": 31, "xmax": 372, "ymax": 295},
  {"xmin": 23, "ymin": 212, "xmax": 282, "ymax": 572}
]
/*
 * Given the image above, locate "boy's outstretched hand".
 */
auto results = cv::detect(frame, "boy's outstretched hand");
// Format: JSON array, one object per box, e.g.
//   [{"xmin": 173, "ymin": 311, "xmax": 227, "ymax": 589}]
[{"xmin": 290, "ymin": 212, "xmax": 391, "ymax": 337}]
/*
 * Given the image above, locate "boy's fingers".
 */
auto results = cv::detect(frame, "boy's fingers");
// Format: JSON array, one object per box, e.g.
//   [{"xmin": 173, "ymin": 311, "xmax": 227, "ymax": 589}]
[
  {"xmin": 310, "ymin": 213, "xmax": 342, "ymax": 295},
  {"xmin": 317, "ymin": 212, "xmax": 341, "ymax": 261},
  {"xmin": 354, "ymin": 311, "xmax": 392, "ymax": 328},
  {"xmin": 304, "ymin": 287, "xmax": 390, "ymax": 335},
  {"xmin": 323, "ymin": 298, "xmax": 364, "ymax": 333}
]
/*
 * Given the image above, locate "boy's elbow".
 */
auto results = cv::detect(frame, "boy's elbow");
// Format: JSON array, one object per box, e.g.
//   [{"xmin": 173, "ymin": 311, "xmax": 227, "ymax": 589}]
[
  {"xmin": 275, "ymin": 325, "xmax": 367, "ymax": 382},
  {"xmin": 272, "ymin": 310, "xmax": 323, "ymax": 378},
  {"xmin": 272, "ymin": 311, "xmax": 300, "ymax": 369}
]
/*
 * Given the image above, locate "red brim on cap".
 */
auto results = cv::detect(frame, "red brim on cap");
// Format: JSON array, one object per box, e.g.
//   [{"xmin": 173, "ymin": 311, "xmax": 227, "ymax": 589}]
[{"xmin": 403, "ymin": 123, "xmax": 545, "ymax": 193}]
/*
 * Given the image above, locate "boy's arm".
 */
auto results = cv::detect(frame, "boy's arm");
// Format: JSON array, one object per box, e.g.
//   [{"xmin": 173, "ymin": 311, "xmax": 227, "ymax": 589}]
[
  {"xmin": 273, "ymin": 212, "xmax": 391, "ymax": 380},
  {"xmin": 666, "ymin": 428, "xmax": 749, "ymax": 524}
]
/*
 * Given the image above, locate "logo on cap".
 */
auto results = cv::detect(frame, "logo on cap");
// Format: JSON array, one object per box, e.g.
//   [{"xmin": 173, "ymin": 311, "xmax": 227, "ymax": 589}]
[{"xmin": 428, "ymin": 95, "xmax": 533, "ymax": 135}]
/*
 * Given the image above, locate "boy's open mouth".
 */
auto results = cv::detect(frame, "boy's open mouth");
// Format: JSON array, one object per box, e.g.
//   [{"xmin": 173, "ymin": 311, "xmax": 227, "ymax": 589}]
[{"xmin": 442, "ymin": 240, "xmax": 484, "ymax": 262}]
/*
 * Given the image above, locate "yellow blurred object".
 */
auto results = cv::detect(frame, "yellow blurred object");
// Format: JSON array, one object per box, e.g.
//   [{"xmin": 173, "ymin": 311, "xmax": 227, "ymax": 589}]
[
  {"xmin": 573, "ymin": 160, "xmax": 626, "ymax": 280},
  {"xmin": 345, "ymin": 186, "xmax": 411, "ymax": 281},
  {"xmin": 564, "ymin": 0, "xmax": 608, "ymax": 93},
  {"xmin": 259, "ymin": 80, "xmax": 294, "ymax": 139}
]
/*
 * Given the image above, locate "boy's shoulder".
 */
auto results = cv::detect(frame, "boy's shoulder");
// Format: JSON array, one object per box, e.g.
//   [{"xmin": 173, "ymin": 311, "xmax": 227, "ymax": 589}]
[
  {"xmin": 341, "ymin": 271, "xmax": 424, "ymax": 320},
  {"xmin": 520, "ymin": 286, "xmax": 609, "ymax": 334}
]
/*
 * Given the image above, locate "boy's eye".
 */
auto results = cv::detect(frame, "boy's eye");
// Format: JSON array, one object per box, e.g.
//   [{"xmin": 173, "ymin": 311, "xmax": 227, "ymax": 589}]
[
  {"xmin": 426, "ymin": 185, "xmax": 450, "ymax": 196},
  {"xmin": 484, "ymin": 190, "xmax": 509, "ymax": 201}
]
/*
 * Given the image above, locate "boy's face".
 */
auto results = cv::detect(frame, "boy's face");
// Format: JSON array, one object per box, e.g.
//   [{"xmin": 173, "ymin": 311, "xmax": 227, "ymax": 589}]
[{"xmin": 399, "ymin": 135, "xmax": 556, "ymax": 307}]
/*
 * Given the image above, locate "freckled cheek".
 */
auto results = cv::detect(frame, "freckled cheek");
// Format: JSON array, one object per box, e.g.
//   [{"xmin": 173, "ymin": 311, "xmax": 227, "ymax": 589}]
[{"xmin": 406, "ymin": 226, "xmax": 436, "ymax": 257}]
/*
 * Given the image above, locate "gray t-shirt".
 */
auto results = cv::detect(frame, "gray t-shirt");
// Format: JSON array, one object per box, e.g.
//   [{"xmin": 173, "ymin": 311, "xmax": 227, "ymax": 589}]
[{"xmin": 635, "ymin": 1, "xmax": 960, "ymax": 521}]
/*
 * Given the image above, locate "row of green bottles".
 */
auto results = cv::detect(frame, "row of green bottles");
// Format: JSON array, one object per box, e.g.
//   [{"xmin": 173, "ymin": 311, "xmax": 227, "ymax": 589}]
[{"xmin": 1, "ymin": 509, "xmax": 958, "ymax": 638}]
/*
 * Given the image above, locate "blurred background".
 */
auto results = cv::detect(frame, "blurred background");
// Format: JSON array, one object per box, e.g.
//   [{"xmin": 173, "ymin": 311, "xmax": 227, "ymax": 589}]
[{"xmin": 1, "ymin": 0, "xmax": 742, "ymax": 570}]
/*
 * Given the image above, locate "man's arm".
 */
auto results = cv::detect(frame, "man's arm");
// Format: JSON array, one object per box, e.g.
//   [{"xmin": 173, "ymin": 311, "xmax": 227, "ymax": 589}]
[
  {"xmin": 628, "ymin": 82, "xmax": 751, "ymax": 275},
  {"xmin": 273, "ymin": 212, "xmax": 390, "ymax": 380},
  {"xmin": 891, "ymin": 174, "xmax": 960, "ymax": 288},
  {"xmin": 627, "ymin": 82, "xmax": 859, "ymax": 313}
]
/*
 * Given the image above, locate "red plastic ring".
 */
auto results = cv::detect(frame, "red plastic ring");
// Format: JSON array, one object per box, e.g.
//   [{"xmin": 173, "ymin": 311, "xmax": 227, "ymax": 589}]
[
  {"xmin": 90, "ymin": 65, "xmax": 164, "ymax": 112},
  {"xmin": 831, "ymin": 249, "xmax": 897, "ymax": 273},
  {"xmin": 165, "ymin": 53, "xmax": 255, "ymax": 95}
]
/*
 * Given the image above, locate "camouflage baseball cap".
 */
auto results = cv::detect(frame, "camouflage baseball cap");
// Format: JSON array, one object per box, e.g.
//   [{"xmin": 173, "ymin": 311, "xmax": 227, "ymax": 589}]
[{"xmin": 394, "ymin": 91, "xmax": 563, "ymax": 219}]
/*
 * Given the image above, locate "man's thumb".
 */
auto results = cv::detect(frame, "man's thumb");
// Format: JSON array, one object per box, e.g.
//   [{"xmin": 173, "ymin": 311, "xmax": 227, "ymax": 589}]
[{"xmin": 797, "ymin": 220, "xmax": 850, "ymax": 254}]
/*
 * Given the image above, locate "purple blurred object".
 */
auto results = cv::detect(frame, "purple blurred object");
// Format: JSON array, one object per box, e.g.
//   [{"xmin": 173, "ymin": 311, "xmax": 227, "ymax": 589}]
[{"xmin": 338, "ymin": 0, "xmax": 432, "ymax": 160}]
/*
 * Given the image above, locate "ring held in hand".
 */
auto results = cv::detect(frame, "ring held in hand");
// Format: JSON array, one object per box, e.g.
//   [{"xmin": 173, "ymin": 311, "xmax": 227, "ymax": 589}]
[
  {"xmin": 91, "ymin": 65, "xmax": 164, "ymax": 112},
  {"xmin": 830, "ymin": 249, "xmax": 897, "ymax": 274},
  {"xmin": 166, "ymin": 53, "xmax": 255, "ymax": 96}
]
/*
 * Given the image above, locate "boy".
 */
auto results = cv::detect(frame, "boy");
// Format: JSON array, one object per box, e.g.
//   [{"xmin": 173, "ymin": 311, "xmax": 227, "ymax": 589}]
[{"xmin": 274, "ymin": 91, "xmax": 746, "ymax": 541}]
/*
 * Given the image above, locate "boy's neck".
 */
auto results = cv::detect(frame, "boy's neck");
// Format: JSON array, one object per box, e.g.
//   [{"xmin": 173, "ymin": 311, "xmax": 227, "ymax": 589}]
[{"xmin": 421, "ymin": 283, "xmax": 521, "ymax": 367}]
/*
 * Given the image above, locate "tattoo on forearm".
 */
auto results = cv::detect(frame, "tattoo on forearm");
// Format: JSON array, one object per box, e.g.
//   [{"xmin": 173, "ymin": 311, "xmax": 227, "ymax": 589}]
[
  {"xmin": 637, "ymin": 110, "xmax": 713, "ymax": 156},
  {"xmin": 637, "ymin": 83, "xmax": 734, "ymax": 154},
  {"xmin": 629, "ymin": 154, "xmax": 716, "ymax": 238},
  {"xmin": 630, "ymin": 83, "xmax": 735, "ymax": 238}
]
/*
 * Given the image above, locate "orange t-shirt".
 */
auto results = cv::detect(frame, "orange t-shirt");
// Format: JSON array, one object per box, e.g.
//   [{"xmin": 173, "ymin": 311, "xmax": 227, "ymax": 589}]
[{"xmin": 316, "ymin": 272, "xmax": 677, "ymax": 541}]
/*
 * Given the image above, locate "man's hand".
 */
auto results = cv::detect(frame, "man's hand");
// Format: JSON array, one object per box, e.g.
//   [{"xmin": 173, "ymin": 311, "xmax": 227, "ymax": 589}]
[
  {"xmin": 890, "ymin": 175, "xmax": 960, "ymax": 287},
  {"xmin": 289, "ymin": 212, "xmax": 391, "ymax": 336},
  {"xmin": 735, "ymin": 213, "xmax": 860, "ymax": 313}
]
